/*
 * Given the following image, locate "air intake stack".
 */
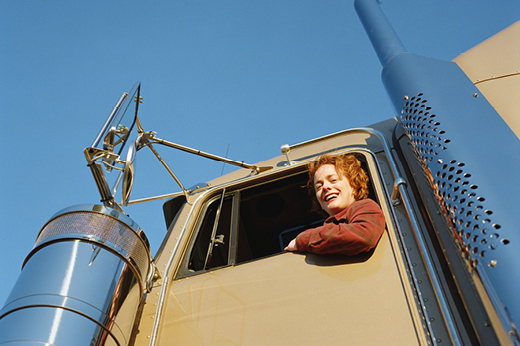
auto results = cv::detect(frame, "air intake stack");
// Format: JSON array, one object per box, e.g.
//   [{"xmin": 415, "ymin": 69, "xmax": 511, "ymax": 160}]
[{"xmin": 0, "ymin": 204, "xmax": 152, "ymax": 345}]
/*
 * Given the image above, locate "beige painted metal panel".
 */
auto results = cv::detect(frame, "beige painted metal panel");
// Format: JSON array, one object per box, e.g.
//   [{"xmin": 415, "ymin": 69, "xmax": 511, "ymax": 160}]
[
  {"xmin": 453, "ymin": 20, "xmax": 520, "ymax": 139},
  {"xmin": 154, "ymin": 230, "xmax": 424, "ymax": 345}
]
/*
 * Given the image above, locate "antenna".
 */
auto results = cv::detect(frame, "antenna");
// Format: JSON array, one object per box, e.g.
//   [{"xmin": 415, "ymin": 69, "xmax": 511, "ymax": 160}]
[{"xmin": 221, "ymin": 144, "xmax": 230, "ymax": 176}]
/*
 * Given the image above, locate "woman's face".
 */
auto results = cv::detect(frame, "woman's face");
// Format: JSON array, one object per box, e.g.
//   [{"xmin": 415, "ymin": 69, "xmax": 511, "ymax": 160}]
[{"xmin": 314, "ymin": 164, "xmax": 356, "ymax": 216}]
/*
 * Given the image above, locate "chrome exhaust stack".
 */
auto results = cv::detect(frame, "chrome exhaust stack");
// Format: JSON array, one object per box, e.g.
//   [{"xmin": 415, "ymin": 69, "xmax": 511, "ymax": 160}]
[{"xmin": 0, "ymin": 204, "xmax": 152, "ymax": 346}]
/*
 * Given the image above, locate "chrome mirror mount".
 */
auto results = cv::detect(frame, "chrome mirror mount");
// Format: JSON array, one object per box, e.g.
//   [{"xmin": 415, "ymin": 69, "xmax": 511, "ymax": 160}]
[
  {"xmin": 122, "ymin": 139, "xmax": 137, "ymax": 206},
  {"xmin": 103, "ymin": 126, "xmax": 116, "ymax": 152},
  {"xmin": 85, "ymin": 81, "xmax": 275, "ymax": 210}
]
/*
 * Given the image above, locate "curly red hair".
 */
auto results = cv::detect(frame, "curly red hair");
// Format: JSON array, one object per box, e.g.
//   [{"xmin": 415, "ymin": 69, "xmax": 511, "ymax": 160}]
[{"xmin": 307, "ymin": 153, "xmax": 369, "ymax": 202}]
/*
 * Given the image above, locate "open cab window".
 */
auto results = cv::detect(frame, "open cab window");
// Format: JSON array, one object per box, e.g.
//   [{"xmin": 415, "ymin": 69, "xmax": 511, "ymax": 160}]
[{"xmin": 175, "ymin": 152, "xmax": 377, "ymax": 279}]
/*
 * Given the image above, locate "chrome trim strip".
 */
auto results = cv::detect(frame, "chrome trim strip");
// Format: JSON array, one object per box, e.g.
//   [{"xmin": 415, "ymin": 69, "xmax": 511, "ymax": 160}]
[
  {"xmin": 148, "ymin": 192, "xmax": 207, "ymax": 346},
  {"xmin": 281, "ymin": 127, "xmax": 375, "ymax": 155}
]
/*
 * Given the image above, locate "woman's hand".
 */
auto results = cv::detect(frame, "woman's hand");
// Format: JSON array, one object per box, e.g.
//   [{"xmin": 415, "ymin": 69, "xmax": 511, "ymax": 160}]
[{"xmin": 284, "ymin": 238, "xmax": 298, "ymax": 252}]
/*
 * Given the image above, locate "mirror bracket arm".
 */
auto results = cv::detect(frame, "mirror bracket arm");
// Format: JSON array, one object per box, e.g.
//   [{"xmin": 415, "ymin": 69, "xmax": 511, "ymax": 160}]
[
  {"xmin": 144, "ymin": 142, "xmax": 190, "ymax": 202},
  {"xmin": 147, "ymin": 133, "xmax": 272, "ymax": 175},
  {"xmin": 84, "ymin": 148, "xmax": 124, "ymax": 212}
]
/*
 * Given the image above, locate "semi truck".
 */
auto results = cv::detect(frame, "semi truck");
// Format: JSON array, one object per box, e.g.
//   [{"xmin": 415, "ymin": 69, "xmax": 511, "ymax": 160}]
[{"xmin": 1, "ymin": 0, "xmax": 519, "ymax": 345}]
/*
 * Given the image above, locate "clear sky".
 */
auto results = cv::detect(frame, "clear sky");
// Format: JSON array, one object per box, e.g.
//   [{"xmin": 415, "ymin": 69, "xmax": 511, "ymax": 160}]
[{"xmin": 1, "ymin": 1, "xmax": 518, "ymax": 306}]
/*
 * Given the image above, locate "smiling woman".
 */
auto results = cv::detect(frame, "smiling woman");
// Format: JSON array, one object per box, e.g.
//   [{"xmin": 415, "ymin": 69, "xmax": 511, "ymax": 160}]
[
  {"xmin": 284, "ymin": 153, "xmax": 385, "ymax": 255},
  {"xmin": 310, "ymin": 153, "xmax": 369, "ymax": 215},
  {"xmin": 313, "ymin": 164, "xmax": 356, "ymax": 215}
]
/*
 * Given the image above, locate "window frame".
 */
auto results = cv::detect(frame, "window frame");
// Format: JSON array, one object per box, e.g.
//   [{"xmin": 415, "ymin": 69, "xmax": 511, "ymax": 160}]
[{"xmin": 175, "ymin": 149, "xmax": 382, "ymax": 280}]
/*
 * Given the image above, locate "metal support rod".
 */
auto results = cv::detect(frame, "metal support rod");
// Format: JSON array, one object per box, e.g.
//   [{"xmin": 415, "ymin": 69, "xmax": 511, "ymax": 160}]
[
  {"xmin": 126, "ymin": 191, "xmax": 185, "ymax": 206},
  {"xmin": 151, "ymin": 136, "xmax": 271, "ymax": 173},
  {"xmin": 145, "ymin": 142, "xmax": 190, "ymax": 201}
]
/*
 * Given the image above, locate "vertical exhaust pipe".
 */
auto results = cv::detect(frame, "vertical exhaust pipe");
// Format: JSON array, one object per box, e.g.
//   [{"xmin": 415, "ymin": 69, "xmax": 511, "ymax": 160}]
[
  {"xmin": 0, "ymin": 204, "xmax": 152, "ymax": 345},
  {"xmin": 354, "ymin": 0, "xmax": 407, "ymax": 67},
  {"xmin": 355, "ymin": 0, "xmax": 520, "ymax": 344}
]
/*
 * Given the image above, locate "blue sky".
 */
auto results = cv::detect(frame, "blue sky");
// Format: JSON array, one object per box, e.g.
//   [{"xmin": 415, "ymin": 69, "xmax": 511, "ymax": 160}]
[{"xmin": 1, "ymin": 1, "xmax": 518, "ymax": 306}]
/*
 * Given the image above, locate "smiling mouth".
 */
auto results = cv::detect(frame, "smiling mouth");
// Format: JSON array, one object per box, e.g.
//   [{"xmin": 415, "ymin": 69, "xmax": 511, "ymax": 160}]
[{"xmin": 325, "ymin": 193, "xmax": 338, "ymax": 202}]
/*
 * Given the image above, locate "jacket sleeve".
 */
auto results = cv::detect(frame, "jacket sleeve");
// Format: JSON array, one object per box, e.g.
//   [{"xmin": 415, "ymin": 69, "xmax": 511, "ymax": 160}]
[{"xmin": 295, "ymin": 199, "xmax": 385, "ymax": 255}]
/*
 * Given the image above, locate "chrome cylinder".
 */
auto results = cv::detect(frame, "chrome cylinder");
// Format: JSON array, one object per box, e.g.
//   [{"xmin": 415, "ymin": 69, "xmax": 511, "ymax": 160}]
[{"xmin": 0, "ymin": 204, "xmax": 151, "ymax": 346}]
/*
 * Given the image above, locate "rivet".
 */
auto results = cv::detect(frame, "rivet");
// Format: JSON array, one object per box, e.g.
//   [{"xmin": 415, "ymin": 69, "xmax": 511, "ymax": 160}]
[
  {"xmin": 489, "ymin": 259, "xmax": 497, "ymax": 267},
  {"xmin": 473, "ymin": 93, "xmax": 478, "ymax": 98},
  {"xmin": 404, "ymin": 95, "xmax": 409, "ymax": 100}
]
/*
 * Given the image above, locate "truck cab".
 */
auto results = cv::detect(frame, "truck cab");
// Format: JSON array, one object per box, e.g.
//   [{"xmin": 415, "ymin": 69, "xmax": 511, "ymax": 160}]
[{"xmin": 1, "ymin": 1, "xmax": 519, "ymax": 345}]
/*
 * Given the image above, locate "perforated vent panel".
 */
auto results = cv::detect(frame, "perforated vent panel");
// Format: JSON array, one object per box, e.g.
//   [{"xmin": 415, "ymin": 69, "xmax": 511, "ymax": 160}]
[
  {"xmin": 400, "ymin": 93, "xmax": 508, "ymax": 267},
  {"xmin": 35, "ymin": 211, "xmax": 151, "ymax": 282}
]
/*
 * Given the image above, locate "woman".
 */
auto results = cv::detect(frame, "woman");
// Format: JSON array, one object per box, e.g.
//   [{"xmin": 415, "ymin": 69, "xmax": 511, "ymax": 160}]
[{"xmin": 284, "ymin": 154, "xmax": 385, "ymax": 255}]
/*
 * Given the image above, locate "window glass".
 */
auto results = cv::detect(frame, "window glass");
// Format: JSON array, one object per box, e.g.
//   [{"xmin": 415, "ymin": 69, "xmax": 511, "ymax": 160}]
[
  {"xmin": 236, "ymin": 172, "xmax": 325, "ymax": 263},
  {"xmin": 188, "ymin": 195, "xmax": 233, "ymax": 271}
]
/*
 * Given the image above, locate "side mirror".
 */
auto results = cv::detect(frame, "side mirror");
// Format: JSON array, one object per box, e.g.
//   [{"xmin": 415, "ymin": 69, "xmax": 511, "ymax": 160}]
[
  {"xmin": 86, "ymin": 82, "xmax": 141, "ymax": 210},
  {"xmin": 92, "ymin": 82, "xmax": 140, "ymax": 155}
]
